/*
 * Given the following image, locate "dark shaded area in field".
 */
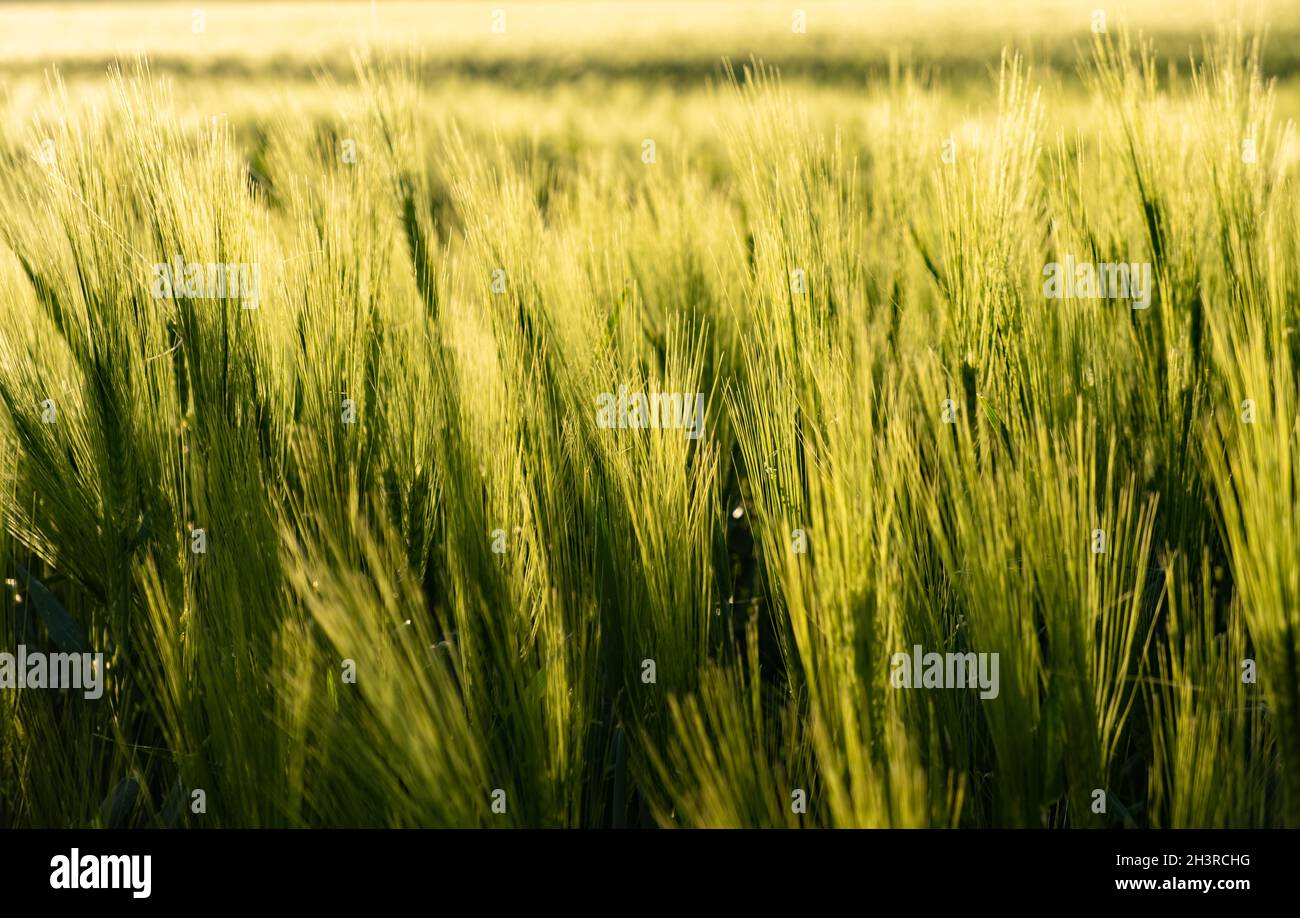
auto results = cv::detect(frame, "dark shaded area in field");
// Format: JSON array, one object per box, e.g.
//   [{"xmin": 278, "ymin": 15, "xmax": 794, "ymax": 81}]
[{"xmin": 12, "ymin": 32, "xmax": 1300, "ymax": 87}]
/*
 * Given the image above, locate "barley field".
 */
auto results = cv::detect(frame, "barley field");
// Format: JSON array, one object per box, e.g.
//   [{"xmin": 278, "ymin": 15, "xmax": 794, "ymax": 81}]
[{"xmin": 0, "ymin": 0, "xmax": 1298, "ymax": 829}]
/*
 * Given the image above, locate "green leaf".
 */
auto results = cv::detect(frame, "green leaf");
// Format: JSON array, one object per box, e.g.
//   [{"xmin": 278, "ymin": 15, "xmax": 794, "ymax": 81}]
[
  {"xmin": 157, "ymin": 775, "xmax": 188, "ymax": 829},
  {"xmin": 16, "ymin": 564, "xmax": 89, "ymax": 654},
  {"xmin": 13, "ymin": 576, "xmax": 35, "ymax": 648},
  {"xmin": 99, "ymin": 776, "xmax": 140, "ymax": 829}
]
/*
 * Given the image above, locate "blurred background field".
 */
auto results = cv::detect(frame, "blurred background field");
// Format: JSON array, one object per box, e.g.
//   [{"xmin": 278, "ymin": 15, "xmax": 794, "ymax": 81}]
[
  {"xmin": 4, "ymin": 1, "xmax": 1300, "ymax": 82},
  {"xmin": 2, "ymin": 0, "xmax": 1298, "ymax": 171},
  {"xmin": 4, "ymin": 1, "xmax": 1300, "ymax": 102},
  {"xmin": 4, "ymin": 2, "xmax": 1299, "ymax": 174}
]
